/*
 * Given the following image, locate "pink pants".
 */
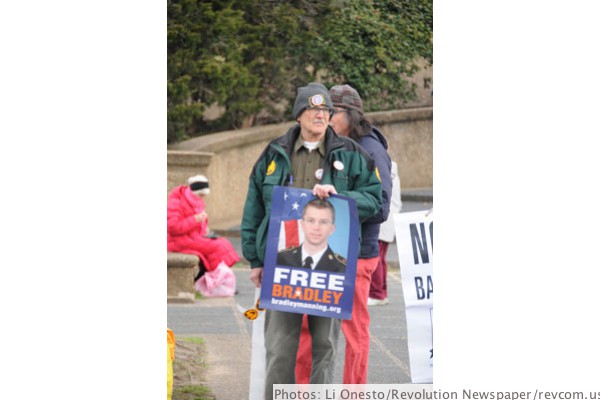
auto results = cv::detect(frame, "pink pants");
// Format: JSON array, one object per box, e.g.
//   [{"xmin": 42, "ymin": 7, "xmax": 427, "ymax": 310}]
[
  {"xmin": 295, "ymin": 257, "xmax": 378, "ymax": 384},
  {"xmin": 369, "ymin": 241, "xmax": 389, "ymax": 300}
]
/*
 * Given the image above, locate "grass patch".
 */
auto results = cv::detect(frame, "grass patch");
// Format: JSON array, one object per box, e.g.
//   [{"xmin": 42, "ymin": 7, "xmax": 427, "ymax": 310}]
[
  {"xmin": 181, "ymin": 337, "xmax": 205, "ymax": 345},
  {"xmin": 173, "ymin": 385, "xmax": 214, "ymax": 400},
  {"xmin": 172, "ymin": 338, "xmax": 213, "ymax": 400}
]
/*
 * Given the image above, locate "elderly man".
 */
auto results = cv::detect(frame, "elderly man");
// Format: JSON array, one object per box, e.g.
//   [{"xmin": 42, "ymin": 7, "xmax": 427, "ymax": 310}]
[{"xmin": 241, "ymin": 82, "xmax": 382, "ymax": 399}]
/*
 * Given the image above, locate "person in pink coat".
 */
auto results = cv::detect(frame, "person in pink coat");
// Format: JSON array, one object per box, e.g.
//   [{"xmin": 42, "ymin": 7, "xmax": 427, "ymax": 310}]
[{"xmin": 167, "ymin": 175, "xmax": 240, "ymax": 272}]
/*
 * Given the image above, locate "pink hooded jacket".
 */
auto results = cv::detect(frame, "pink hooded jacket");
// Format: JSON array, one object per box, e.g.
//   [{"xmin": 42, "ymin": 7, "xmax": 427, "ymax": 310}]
[{"xmin": 167, "ymin": 185, "xmax": 240, "ymax": 271}]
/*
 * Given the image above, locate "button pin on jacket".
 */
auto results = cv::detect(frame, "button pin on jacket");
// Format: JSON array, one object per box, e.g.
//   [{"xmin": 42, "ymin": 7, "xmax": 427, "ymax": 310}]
[
  {"xmin": 267, "ymin": 160, "xmax": 276, "ymax": 176},
  {"xmin": 334, "ymin": 160, "xmax": 344, "ymax": 171},
  {"xmin": 315, "ymin": 168, "xmax": 323, "ymax": 180}
]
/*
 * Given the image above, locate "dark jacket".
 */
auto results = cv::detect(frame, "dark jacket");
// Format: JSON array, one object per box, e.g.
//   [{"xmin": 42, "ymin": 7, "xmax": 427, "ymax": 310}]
[
  {"xmin": 241, "ymin": 125, "xmax": 382, "ymax": 268},
  {"xmin": 276, "ymin": 245, "xmax": 347, "ymax": 273},
  {"xmin": 355, "ymin": 127, "xmax": 392, "ymax": 259}
]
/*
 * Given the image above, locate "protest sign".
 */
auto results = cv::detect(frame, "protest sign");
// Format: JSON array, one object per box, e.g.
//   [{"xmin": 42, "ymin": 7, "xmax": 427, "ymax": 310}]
[
  {"xmin": 248, "ymin": 287, "xmax": 266, "ymax": 400},
  {"xmin": 394, "ymin": 210, "xmax": 433, "ymax": 383},
  {"xmin": 259, "ymin": 186, "xmax": 359, "ymax": 319}
]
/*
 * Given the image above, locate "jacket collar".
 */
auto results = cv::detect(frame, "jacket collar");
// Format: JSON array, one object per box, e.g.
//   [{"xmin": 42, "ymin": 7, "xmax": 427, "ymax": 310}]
[{"xmin": 275, "ymin": 125, "xmax": 343, "ymax": 153}]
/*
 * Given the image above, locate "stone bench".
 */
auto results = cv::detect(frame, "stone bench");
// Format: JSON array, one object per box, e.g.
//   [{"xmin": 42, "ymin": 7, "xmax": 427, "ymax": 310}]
[{"xmin": 167, "ymin": 252, "xmax": 199, "ymax": 303}]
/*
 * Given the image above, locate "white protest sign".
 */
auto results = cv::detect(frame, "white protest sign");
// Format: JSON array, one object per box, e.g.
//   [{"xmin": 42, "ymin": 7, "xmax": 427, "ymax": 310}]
[
  {"xmin": 394, "ymin": 210, "xmax": 433, "ymax": 383},
  {"xmin": 248, "ymin": 287, "xmax": 265, "ymax": 400}
]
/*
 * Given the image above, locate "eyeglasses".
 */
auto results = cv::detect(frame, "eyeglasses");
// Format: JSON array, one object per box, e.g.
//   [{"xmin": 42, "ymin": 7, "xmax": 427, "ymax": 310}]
[
  {"xmin": 305, "ymin": 106, "xmax": 332, "ymax": 116},
  {"xmin": 243, "ymin": 297, "xmax": 265, "ymax": 320},
  {"xmin": 302, "ymin": 218, "xmax": 333, "ymax": 226}
]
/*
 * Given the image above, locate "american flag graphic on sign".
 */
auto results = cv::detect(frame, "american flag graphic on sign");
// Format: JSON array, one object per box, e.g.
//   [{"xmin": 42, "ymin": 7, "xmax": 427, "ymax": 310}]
[{"xmin": 276, "ymin": 188, "xmax": 313, "ymax": 250}]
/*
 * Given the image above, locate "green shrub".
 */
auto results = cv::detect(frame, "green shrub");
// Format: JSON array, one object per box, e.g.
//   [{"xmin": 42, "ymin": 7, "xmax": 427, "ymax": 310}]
[{"xmin": 167, "ymin": 0, "xmax": 432, "ymax": 143}]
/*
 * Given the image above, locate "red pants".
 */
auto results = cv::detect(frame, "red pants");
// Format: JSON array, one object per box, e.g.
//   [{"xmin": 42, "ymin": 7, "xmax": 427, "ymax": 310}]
[
  {"xmin": 295, "ymin": 257, "xmax": 378, "ymax": 384},
  {"xmin": 369, "ymin": 241, "xmax": 389, "ymax": 300}
]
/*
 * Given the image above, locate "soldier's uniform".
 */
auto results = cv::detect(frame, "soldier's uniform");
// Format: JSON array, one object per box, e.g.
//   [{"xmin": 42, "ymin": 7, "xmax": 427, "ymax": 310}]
[{"xmin": 277, "ymin": 245, "xmax": 347, "ymax": 273}]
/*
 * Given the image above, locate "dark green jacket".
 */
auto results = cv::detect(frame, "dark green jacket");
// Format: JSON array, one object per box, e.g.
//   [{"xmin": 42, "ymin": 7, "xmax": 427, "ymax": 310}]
[{"xmin": 241, "ymin": 125, "xmax": 383, "ymax": 268}]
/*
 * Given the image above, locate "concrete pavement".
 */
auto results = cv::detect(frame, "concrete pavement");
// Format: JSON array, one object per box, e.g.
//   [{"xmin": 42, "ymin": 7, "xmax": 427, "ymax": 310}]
[{"xmin": 167, "ymin": 196, "xmax": 433, "ymax": 399}]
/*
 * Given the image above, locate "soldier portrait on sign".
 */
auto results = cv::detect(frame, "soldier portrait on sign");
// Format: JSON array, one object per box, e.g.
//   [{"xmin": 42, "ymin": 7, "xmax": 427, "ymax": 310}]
[
  {"xmin": 276, "ymin": 198, "xmax": 347, "ymax": 273},
  {"xmin": 259, "ymin": 186, "xmax": 359, "ymax": 320}
]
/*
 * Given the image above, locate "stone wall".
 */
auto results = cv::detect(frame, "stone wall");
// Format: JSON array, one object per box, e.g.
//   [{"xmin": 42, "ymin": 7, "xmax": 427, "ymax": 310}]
[
  {"xmin": 168, "ymin": 107, "xmax": 432, "ymax": 231},
  {"xmin": 369, "ymin": 108, "xmax": 433, "ymax": 189},
  {"xmin": 167, "ymin": 151, "xmax": 213, "ymax": 190}
]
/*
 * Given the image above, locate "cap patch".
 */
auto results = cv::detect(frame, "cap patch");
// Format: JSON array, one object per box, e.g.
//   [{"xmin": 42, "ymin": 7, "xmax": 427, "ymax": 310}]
[{"xmin": 308, "ymin": 94, "xmax": 325, "ymax": 107}]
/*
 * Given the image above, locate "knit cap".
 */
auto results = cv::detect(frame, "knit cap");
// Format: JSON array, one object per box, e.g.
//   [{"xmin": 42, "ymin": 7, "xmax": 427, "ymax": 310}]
[
  {"xmin": 329, "ymin": 84, "xmax": 364, "ymax": 114},
  {"xmin": 188, "ymin": 175, "xmax": 210, "ymax": 196},
  {"xmin": 292, "ymin": 82, "xmax": 333, "ymax": 119}
]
